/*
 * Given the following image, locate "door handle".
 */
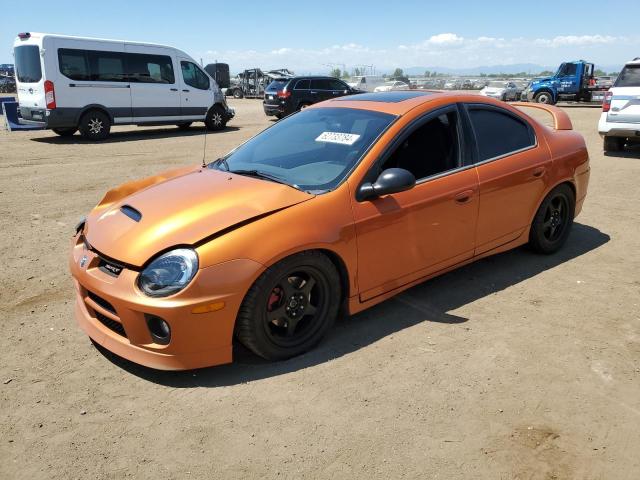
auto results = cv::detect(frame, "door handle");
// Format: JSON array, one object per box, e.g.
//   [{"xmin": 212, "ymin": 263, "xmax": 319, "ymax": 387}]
[
  {"xmin": 182, "ymin": 89, "xmax": 190, "ymax": 92},
  {"xmin": 170, "ymin": 88, "xmax": 178, "ymax": 91},
  {"xmin": 454, "ymin": 190, "xmax": 474, "ymax": 204},
  {"xmin": 532, "ymin": 166, "xmax": 546, "ymax": 178}
]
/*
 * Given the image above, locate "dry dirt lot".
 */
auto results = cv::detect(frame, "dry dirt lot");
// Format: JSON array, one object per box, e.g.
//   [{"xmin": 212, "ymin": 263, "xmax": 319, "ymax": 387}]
[{"xmin": 1, "ymin": 98, "xmax": 639, "ymax": 480}]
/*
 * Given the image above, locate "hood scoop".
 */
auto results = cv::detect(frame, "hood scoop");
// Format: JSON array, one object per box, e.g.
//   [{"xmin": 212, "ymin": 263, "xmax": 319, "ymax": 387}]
[{"xmin": 120, "ymin": 205, "xmax": 142, "ymax": 222}]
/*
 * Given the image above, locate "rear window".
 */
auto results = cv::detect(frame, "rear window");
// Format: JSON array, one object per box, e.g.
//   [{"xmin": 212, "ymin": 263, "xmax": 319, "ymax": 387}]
[
  {"xmin": 14, "ymin": 45, "xmax": 42, "ymax": 83},
  {"xmin": 267, "ymin": 79, "xmax": 289, "ymax": 91},
  {"xmin": 615, "ymin": 65, "xmax": 640, "ymax": 87}
]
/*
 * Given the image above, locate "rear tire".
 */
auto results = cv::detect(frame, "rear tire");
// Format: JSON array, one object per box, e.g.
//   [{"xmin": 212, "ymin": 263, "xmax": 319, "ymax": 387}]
[
  {"xmin": 233, "ymin": 89, "xmax": 243, "ymax": 99},
  {"xmin": 534, "ymin": 91, "xmax": 554, "ymax": 105},
  {"xmin": 603, "ymin": 136, "xmax": 624, "ymax": 152},
  {"xmin": 79, "ymin": 110, "xmax": 111, "ymax": 140},
  {"xmin": 205, "ymin": 105, "xmax": 227, "ymax": 131},
  {"xmin": 52, "ymin": 127, "xmax": 77, "ymax": 137},
  {"xmin": 529, "ymin": 184, "xmax": 575, "ymax": 254},
  {"xmin": 235, "ymin": 251, "xmax": 341, "ymax": 361}
]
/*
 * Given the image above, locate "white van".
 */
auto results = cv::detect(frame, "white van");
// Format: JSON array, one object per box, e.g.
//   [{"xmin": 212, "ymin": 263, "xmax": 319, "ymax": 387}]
[
  {"xmin": 13, "ymin": 32, "xmax": 234, "ymax": 140},
  {"xmin": 347, "ymin": 75, "xmax": 385, "ymax": 92}
]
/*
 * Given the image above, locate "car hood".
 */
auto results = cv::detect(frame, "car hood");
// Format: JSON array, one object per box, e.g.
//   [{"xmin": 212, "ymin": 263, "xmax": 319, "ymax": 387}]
[
  {"xmin": 84, "ymin": 166, "xmax": 314, "ymax": 266},
  {"xmin": 532, "ymin": 77, "xmax": 554, "ymax": 86}
]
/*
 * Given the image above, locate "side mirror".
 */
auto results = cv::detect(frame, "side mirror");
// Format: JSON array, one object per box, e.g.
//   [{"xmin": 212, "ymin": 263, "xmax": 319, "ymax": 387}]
[{"xmin": 358, "ymin": 168, "xmax": 416, "ymax": 201}]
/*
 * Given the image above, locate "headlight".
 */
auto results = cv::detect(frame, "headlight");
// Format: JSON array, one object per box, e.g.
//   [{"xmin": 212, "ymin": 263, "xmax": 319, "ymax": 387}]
[{"xmin": 138, "ymin": 248, "xmax": 198, "ymax": 297}]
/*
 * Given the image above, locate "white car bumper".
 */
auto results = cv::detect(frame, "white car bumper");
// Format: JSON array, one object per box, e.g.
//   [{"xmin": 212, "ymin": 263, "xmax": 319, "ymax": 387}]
[{"xmin": 598, "ymin": 112, "xmax": 640, "ymax": 137}]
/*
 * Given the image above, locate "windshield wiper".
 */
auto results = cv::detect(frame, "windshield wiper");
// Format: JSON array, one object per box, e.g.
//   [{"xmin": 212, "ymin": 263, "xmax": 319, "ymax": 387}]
[{"xmin": 229, "ymin": 169, "xmax": 300, "ymax": 190}]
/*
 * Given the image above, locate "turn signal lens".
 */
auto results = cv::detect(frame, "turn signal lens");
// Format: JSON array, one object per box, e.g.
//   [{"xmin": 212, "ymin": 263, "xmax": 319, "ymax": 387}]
[
  {"xmin": 191, "ymin": 302, "xmax": 226, "ymax": 314},
  {"xmin": 602, "ymin": 91, "xmax": 613, "ymax": 112}
]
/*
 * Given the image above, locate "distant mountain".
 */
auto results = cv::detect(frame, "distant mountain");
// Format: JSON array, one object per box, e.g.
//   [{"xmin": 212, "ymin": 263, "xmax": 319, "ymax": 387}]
[{"xmin": 397, "ymin": 62, "xmax": 623, "ymax": 76}]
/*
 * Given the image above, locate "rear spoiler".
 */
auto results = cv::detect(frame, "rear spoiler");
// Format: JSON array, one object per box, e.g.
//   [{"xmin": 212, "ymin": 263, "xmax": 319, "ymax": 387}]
[{"xmin": 511, "ymin": 102, "xmax": 573, "ymax": 130}]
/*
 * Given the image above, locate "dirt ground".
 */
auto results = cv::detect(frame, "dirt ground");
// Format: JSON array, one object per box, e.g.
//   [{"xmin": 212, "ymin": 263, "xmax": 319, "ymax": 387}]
[{"xmin": 1, "ymin": 98, "xmax": 639, "ymax": 480}]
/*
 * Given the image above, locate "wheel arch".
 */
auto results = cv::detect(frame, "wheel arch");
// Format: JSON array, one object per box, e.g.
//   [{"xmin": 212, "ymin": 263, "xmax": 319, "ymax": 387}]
[
  {"xmin": 534, "ymin": 88, "xmax": 556, "ymax": 102},
  {"xmin": 530, "ymin": 179, "xmax": 576, "ymax": 225},
  {"xmin": 76, "ymin": 104, "xmax": 113, "ymax": 124}
]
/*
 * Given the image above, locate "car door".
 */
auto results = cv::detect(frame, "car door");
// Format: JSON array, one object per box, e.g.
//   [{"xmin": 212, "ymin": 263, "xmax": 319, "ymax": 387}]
[
  {"xmin": 328, "ymin": 78, "xmax": 350, "ymax": 98},
  {"xmin": 349, "ymin": 105, "xmax": 479, "ymax": 301},
  {"xmin": 557, "ymin": 62, "xmax": 579, "ymax": 94},
  {"xmin": 464, "ymin": 103, "xmax": 552, "ymax": 254},
  {"xmin": 310, "ymin": 79, "xmax": 333, "ymax": 103},
  {"xmin": 178, "ymin": 59, "xmax": 214, "ymax": 120},
  {"xmin": 125, "ymin": 45, "xmax": 180, "ymax": 122}
]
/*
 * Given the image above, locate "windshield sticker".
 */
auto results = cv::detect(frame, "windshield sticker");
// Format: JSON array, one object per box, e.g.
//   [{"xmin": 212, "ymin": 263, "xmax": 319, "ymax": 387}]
[{"xmin": 315, "ymin": 132, "xmax": 361, "ymax": 146}]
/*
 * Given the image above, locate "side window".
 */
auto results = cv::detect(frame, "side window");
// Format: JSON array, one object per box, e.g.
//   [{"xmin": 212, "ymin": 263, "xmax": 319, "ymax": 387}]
[
  {"xmin": 310, "ymin": 79, "xmax": 331, "ymax": 90},
  {"xmin": 559, "ymin": 63, "xmax": 577, "ymax": 77},
  {"xmin": 468, "ymin": 107, "xmax": 535, "ymax": 161},
  {"xmin": 329, "ymin": 79, "xmax": 347, "ymax": 90},
  {"xmin": 181, "ymin": 61, "xmax": 209, "ymax": 90},
  {"xmin": 294, "ymin": 79, "xmax": 310, "ymax": 90},
  {"xmin": 58, "ymin": 49, "xmax": 90, "ymax": 81},
  {"xmin": 127, "ymin": 54, "xmax": 175, "ymax": 84},
  {"xmin": 380, "ymin": 110, "xmax": 460, "ymax": 181},
  {"xmin": 87, "ymin": 51, "xmax": 125, "ymax": 82}
]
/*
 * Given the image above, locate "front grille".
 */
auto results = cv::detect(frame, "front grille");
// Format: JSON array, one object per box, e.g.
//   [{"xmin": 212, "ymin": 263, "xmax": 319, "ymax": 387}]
[
  {"xmin": 87, "ymin": 291, "xmax": 116, "ymax": 314},
  {"xmin": 95, "ymin": 312, "xmax": 127, "ymax": 338}
]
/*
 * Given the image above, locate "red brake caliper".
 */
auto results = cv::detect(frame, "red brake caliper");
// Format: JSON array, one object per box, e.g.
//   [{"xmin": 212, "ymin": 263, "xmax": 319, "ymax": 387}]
[{"xmin": 267, "ymin": 287, "xmax": 283, "ymax": 312}]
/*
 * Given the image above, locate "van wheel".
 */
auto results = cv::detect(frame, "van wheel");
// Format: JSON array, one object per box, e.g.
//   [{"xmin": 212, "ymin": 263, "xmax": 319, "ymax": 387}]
[
  {"xmin": 79, "ymin": 110, "xmax": 111, "ymax": 140},
  {"xmin": 177, "ymin": 122, "xmax": 192, "ymax": 131},
  {"xmin": 205, "ymin": 105, "xmax": 227, "ymax": 131},
  {"xmin": 603, "ymin": 136, "xmax": 624, "ymax": 152},
  {"xmin": 529, "ymin": 184, "xmax": 575, "ymax": 254},
  {"xmin": 52, "ymin": 127, "xmax": 77, "ymax": 137},
  {"xmin": 233, "ymin": 89, "xmax": 243, "ymax": 99}
]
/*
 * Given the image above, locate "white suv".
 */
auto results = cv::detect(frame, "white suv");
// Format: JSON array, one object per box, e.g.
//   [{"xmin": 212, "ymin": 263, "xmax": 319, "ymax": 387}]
[{"xmin": 599, "ymin": 57, "xmax": 640, "ymax": 152}]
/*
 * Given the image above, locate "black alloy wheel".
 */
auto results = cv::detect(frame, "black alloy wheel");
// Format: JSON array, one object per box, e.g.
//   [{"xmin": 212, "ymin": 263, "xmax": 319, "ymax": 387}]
[
  {"xmin": 529, "ymin": 184, "xmax": 575, "ymax": 254},
  {"xmin": 235, "ymin": 251, "xmax": 340, "ymax": 360}
]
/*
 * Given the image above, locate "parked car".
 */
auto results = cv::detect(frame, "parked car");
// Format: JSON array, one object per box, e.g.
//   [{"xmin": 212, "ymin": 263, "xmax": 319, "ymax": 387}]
[
  {"xmin": 480, "ymin": 81, "xmax": 520, "ymax": 101},
  {"xmin": 12, "ymin": 32, "xmax": 234, "ymax": 140},
  {"xmin": 443, "ymin": 79, "xmax": 462, "ymax": 89},
  {"xmin": 0, "ymin": 76, "xmax": 16, "ymax": 93},
  {"xmin": 263, "ymin": 76, "xmax": 360, "ymax": 118},
  {"xmin": 347, "ymin": 75, "xmax": 386, "ymax": 92},
  {"xmin": 374, "ymin": 81, "xmax": 409, "ymax": 92},
  {"xmin": 599, "ymin": 57, "xmax": 640, "ymax": 151},
  {"xmin": 69, "ymin": 90, "xmax": 589, "ymax": 370},
  {"xmin": 596, "ymin": 76, "xmax": 615, "ymax": 89}
]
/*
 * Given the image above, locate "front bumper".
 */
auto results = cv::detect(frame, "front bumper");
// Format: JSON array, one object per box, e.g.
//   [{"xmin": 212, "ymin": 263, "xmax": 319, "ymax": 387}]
[{"xmin": 69, "ymin": 235, "xmax": 264, "ymax": 370}]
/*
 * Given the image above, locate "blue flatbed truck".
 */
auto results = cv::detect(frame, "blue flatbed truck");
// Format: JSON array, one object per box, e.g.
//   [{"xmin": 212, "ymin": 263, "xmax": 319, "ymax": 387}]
[{"xmin": 524, "ymin": 60, "xmax": 609, "ymax": 105}]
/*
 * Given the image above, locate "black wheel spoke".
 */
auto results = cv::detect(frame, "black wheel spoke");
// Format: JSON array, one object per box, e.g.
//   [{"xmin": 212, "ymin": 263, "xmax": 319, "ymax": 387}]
[
  {"xmin": 305, "ymin": 304, "xmax": 317, "ymax": 316},
  {"xmin": 267, "ymin": 305, "xmax": 287, "ymax": 323},
  {"xmin": 301, "ymin": 277, "xmax": 316, "ymax": 296},
  {"xmin": 286, "ymin": 317, "xmax": 301, "ymax": 337}
]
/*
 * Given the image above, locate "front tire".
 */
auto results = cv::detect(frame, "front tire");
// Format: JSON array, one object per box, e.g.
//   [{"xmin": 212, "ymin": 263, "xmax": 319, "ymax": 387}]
[
  {"xmin": 534, "ymin": 91, "xmax": 554, "ymax": 105},
  {"xmin": 529, "ymin": 184, "xmax": 575, "ymax": 254},
  {"xmin": 52, "ymin": 127, "xmax": 77, "ymax": 137},
  {"xmin": 603, "ymin": 136, "xmax": 624, "ymax": 152},
  {"xmin": 79, "ymin": 110, "xmax": 111, "ymax": 140},
  {"xmin": 233, "ymin": 89, "xmax": 243, "ymax": 99},
  {"xmin": 205, "ymin": 105, "xmax": 227, "ymax": 131},
  {"xmin": 235, "ymin": 251, "xmax": 341, "ymax": 361}
]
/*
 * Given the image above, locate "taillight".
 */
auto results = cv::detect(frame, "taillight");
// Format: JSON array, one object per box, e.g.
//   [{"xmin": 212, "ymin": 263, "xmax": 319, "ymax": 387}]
[
  {"xmin": 18, "ymin": 32, "xmax": 31, "ymax": 40},
  {"xmin": 44, "ymin": 80, "xmax": 56, "ymax": 109},
  {"xmin": 602, "ymin": 91, "xmax": 612, "ymax": 112},
  {"xmin": 276, "ymin": 90, "xmax": 291, "ymax": 99}
]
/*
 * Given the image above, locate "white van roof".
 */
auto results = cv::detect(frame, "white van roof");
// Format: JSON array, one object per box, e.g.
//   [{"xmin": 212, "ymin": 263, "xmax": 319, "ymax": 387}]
[{"xmin": 14, "ymin": 32, "xmax": 190, "ymax": 57}]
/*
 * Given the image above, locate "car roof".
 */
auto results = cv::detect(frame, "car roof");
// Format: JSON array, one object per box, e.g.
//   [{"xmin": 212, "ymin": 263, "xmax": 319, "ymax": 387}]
[{"xmin": 311, "ymin": 90, "xmax": 515, "ymax": 116}]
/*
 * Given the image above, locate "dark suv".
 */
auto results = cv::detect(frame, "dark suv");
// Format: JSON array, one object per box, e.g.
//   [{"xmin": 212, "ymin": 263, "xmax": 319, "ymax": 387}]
[{"xmin": 263, "ymin": 76, "xmax": 360, "ymax": 118}]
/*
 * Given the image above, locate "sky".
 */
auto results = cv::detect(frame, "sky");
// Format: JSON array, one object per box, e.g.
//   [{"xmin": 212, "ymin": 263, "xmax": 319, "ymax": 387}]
[{"xmin": 3, "ymin": 0, "xmax": 640, "ymax": 74}]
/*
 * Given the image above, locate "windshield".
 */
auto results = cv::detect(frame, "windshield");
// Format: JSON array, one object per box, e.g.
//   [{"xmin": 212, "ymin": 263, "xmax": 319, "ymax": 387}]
[
  {"xmin": 210, "ymin": 107, "xmax": 395, "ymax": 192},
  {"xmin": 14, "ymin": 45, "xmax": 42, "ymax": 83},
  {"xmin": 614, "ymin": 65, "xmax": 640, "ymax": 87},
  {"xmin": 488, "ymin": 81, "xmax": 505, "ymax": 88}
]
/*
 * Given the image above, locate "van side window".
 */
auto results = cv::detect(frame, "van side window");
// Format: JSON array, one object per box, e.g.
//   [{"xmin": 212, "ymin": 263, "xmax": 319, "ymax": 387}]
[
  {"xmin": 181, "ymin": 61, "xmax": 210, "ymax": 90},
  {"xmin": 127, "ymin": 54, "xmax": 175, "ymax": 84},
  {"xmin": 59, "ymin": 49, "xmax": 90, "ymax": 81},
  {"xmin": 467, "ymin": 106, "xmax": 535, "ymax": 161},
  {"xmin": 88, "ymin": 51, "xmax": 125, "ymax": 82}
]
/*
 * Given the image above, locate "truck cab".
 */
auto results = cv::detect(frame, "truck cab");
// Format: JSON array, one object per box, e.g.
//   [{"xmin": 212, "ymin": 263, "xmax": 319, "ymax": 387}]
[{"xmin": 526, "ymin": 60, "xmax": 606, "ymax": 104}]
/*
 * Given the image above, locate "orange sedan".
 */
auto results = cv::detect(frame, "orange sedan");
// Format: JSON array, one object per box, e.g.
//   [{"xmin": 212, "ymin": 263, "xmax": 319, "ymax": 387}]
[{"xmin": 69, "ymin": 91, "xmax": 590, "ymax": 370}]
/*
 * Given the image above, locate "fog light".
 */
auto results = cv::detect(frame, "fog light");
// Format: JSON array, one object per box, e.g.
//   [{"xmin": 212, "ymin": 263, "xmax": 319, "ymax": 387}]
[{"xmin": 145, "ymin": 314, "xmax": 171, "ymax": 345}]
